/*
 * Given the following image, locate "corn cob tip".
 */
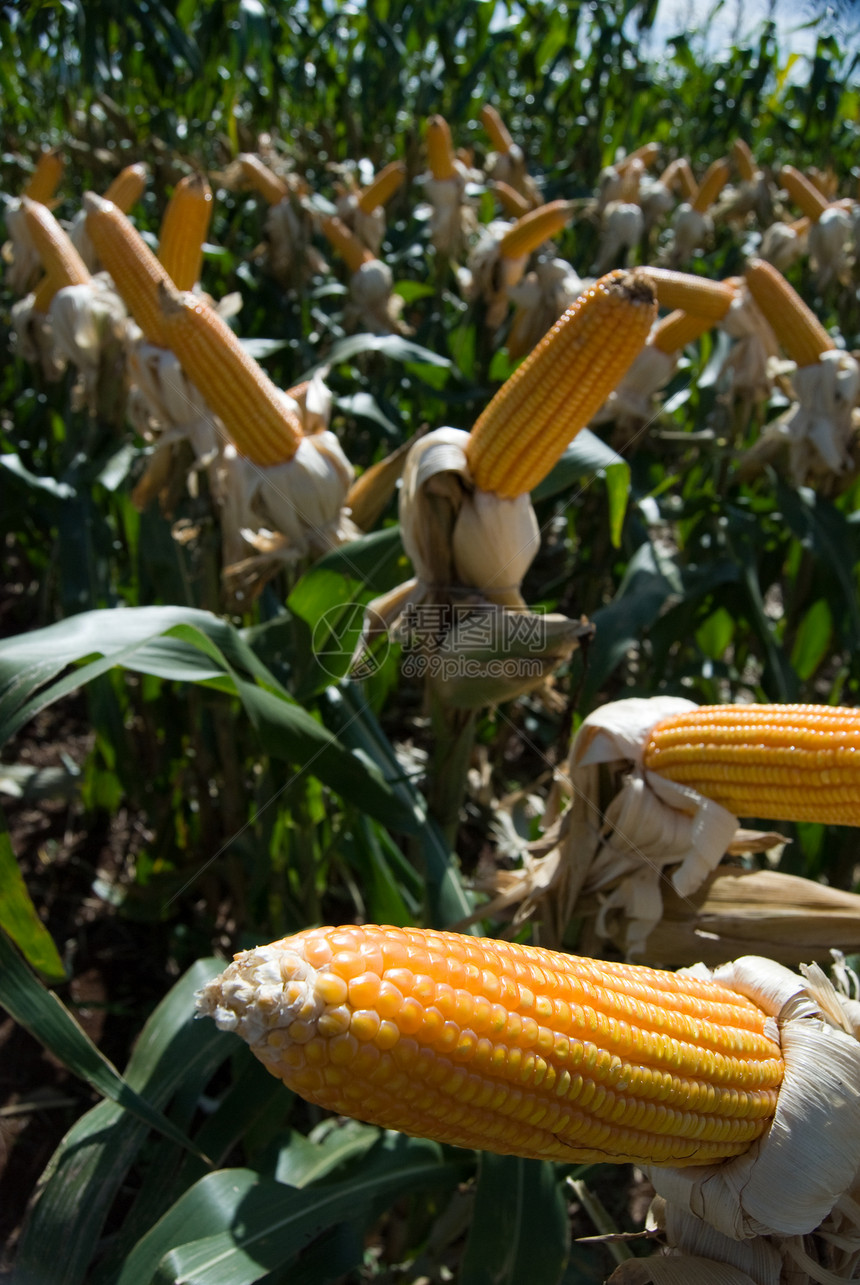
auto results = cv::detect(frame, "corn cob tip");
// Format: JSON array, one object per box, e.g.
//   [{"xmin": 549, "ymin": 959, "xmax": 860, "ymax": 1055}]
[{"xmin": 83, "ymin": 191, "xmax": 111, "ymax": 216}]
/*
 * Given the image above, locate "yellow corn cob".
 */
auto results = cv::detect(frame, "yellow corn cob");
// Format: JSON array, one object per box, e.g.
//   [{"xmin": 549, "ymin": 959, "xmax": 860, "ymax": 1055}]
[
  {"xmin": 615, "ymin": 141, "xmax": 659, "ymax": 173},
  {"xmin": 31, "ymin": 274, "xmax": 60, "ymax": 313},
  {"xmin": 427, "ymin": 115, "xmax": 456, "ymax": 181},
  {"xmin": 790, "ymin": 216, "xmax": 811, "ymax": 237},
  {"xmin": 779, "ymin": 165, "xmax": 829, "ymax": 222},
  {"xmin": 493, "ymin": 181, "xmax": 531, "ymax": 219},
  {"xmin": 357, "ymin": 160, "xmax": 406, "ymax": 214},
  {"xmin": 198, "ymin": 924, "xmax": 783, "ymax": 1167},
  {"xmin": 691, "ymin": 158, "xmax": 731, "ymax": 212},
  {"xmin": 807, "ymin": 167, "xmax": 838, "ymax": 201},
  {"xmin": 651, "ymin": 309, "xmax": 715, "ymax": 355},
  {"xmin": 321, "ymin": 215, "xmax": 374, "ymax": 273},
  {"xmin": 84, "ymin": 193, "xmax": 172, "ymax": 346},
  {"xmin": 22, "ymin": 198, "xmax": 91, "ymax": 294},
  {"xmin": 646, "ymin": 268, "xmax": 737, "ymax": 321},
  {"xmin": 744, "ymin": 258, "xmax": 834, "ymax": 367},
  {"xmin": 674, "ymin": 158, "xmax": 699, "ymax": 202},
  {"xmin": 157, "ymin": 174, "xmax": 213, "ymax": 291},
  {"xmin": 22, "ymin": 149, "xmax": 64, "ymax": 204},
  {"xmin": 239, "ymin": 153, "xmax": 290, "ymax": 205},
  {"xmin": 466, "ymin": 269, "xmax": 657, "ymax": 498},
  {"xmin": 644, "ymin": 704, "xmax": 860, "ymax": 827},
  {"xmin": 497, "ymin": 199, "xmax": 574, "ymax": 261},
  {"xmin": 103, "ymin": 163, "xmax": 148, "ymax": 213},
  {"xmin": 481, "ymin": 103, "xmax": 514, "ymax": 154},
  {"xmin": 732, "ymin": 139, "xmax": 757, "ymax": 182},
  {"xmin": 157, "ymin": 281, "xmax": 302, "ymax": 467}
]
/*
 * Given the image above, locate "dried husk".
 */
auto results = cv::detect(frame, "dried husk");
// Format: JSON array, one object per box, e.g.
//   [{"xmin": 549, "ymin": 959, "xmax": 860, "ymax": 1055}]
[
  {"xmin": 719, "ymin": 286, "xmax": 780, "ymax": 400},
  {"xmin": 2, "ymin": 200, "xmax": 43, "ymax": 295},
  {"xmin": 335, "ymin": 191, "xmax": 386, "ymax": 257},
  {"xmin": 345, "ymin": 258, "xmax": 407, "ymax": 335},
  {"xmin": 664, "ymin": 204, "xmax": 712, "ymax": 266},
  {"xmin": 264, "ymin": 196, "xmax": 326, "ymax": 288},
  {"xmin": 638, "ymin": 175, "xmax": 676, "ymax": 231},
  {"xmin": 484, "ymin": 144, "xmax": 541, "ymax": 208},
  {"xmin": 758, "ymin": 220, "xmax": 807, "ymax": 272},
  {"xmin": 506, "ymin": 257, "xmax": 586, "ymax": 359},
  {"xmin": 590, "ymin": 343, "xmax": 676, "ymax": 435},
  {"xmin": 10, "ymin": 293, "xmax": 66, "ymax": 381},
  {"xmin": 424, "ymin": 163, "xmax": 475, "ymax": 258},
  {"xmin": 464, "ymin": 220, "xmax": 531, "ymax": 330},
  {"xmin": 593, "ymin": 201, "xmax": 644, "ymax": 274},
  {"xmin": 808, "ymin": 205, "xmax": 854, "ymax": 290},
  {"xmin": 49, "ymin": 277, "xmax": 128, "ymax": 420}
]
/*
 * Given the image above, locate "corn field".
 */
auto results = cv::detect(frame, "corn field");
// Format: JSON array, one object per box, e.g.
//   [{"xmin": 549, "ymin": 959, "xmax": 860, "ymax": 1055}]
[{"xmin": 3, "ymin": 1, "xmax": 860, "ymax": 1281}]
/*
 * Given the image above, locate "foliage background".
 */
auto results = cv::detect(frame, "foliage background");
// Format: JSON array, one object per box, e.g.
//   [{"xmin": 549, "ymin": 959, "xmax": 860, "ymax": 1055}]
[{"xmin": 2, "ymin": 0, "xmax": 860, "ymax": 1281}]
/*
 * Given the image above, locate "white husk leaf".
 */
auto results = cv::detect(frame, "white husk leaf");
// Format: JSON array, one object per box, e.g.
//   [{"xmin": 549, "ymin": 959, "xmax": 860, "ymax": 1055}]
[
  {"xmin": 594, "ymin": 201, "xmax": 644, "ymax": 274},
  {"xmin": 720, "ymin": 287, "xmax": 779, "ymax": 398},
  {"xmin": 665, "ymin": 204, "xmax": 711, "ymax": 266},
  {"xmin": 466, "ymin": 221, "xmax": 528, "ymax": 329},
  {"xmin": 10, "ymin": 294, "xmax": 66, "ymax": 380},
  {"xmin": 485, "ymin": 144, "xmax": 541, "ymax": 206},
  {"xmin": 808, "ymin": 205, "xmax": 853, "ymax": 290},
  {"xmin": 590, "ymin": 343, "xmax": 676, "ymax": 429},
  {"xmin": 639, "ymin": 176, "xmax": 675, "ymax": 229},
  {"xmin": 346, "ymin": 258, "xmax": 405, "ymax": 335},
  {"xmin": 607, "ymin": 1254, "xmax": 761, "ymax": 1284},
  {"xmin": 2, "ymin": 200, "xmax": 42, "ymax": 294},
  {"xmin": 424, "ymin": 163, "xmax": 474, "ymax": 257},
  {"xmin": 264, "ymin": 197, "xmax": 326, "ymax": 286},
  {"xmin": 506, "ymin": 257, "xmax": 585, "ymax": 358},
  {"xmin": 127, "ymin": 337, "xmax": 220, "ymax": 461},
  {"xmin": 49, "ymin": 277, "xmax": 128, "ymax": 416},
  {"xmin": 759, "ymin": 221, "xmax": 807, "ymax": 273},
  {"xmin": 750, "ymin": 351, "xmax": 860, "ymax": 486}
]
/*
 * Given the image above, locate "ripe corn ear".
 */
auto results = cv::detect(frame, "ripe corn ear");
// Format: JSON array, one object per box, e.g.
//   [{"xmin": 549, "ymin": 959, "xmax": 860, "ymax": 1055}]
[
  {"xmin": 691, "ymin": 158, "xmax": 731, "ymax": 212},
  {"xmin": 673, "ymin": 158, "xmax": 699, "ymax": 201},
  {"xmin": 22, "ymin": 198, "xmax": 91, "ymax": 295},
  {"xmin": 23, "ymin": 149, "xmax": 64, "ymax": 203},
  {"xmin": 466, "ymin": 269, "xmax": 657, "ymax": 498},
  {"xmin": 779, "ymin": 165, "xmax": 829, "ymax": 222},
  {"xmin": 103, "ymin": 163, "xmax": 148, "ymax": 213},
  {"xmin": 481, "ymin": 104, "xmax": 514, "ymax": 154},
  {"xmin": 494, "ymin": 181, "xmax": 530, "ymax": 219},
  {"xmin": 497, "ymin": 200, "xmax": 574, "ymax": 260},
  {"xmin": 732, "ymin": 140, "xmax": 757, "ymax": 182},
  {"xmin": 744, "ymin": 258, "xmax": 834, "ymax": 367},
  {"xmin": 84, "ymin": 193, "xmax": 172, "ymax": 346},
  {"xmin": 157, "ymin": 173, "xmax": 213, "ymax": 291},
  {"xmin": 157, "ymin": 281, "xmax": 302, "ymax": 467},
  {"xmin": 616, "ymin": 141, "xmax": 659, "ymax": 173},
  {"xmin": 644, "ymin": 704, "xmax": 860, "ymax": 826},
  {"xmin": 651, "ymin": 309, "xmax": 715, "ymax": 354},
  {"xmin": 646, "ymin": 268, "xmax": 736, "ymax": 321},
  {"xmin": 427, "ymin": 115, "xmax": 456, "ymax": 181},
  {"xmin": 197, "ymin": 924, "xmax": 783, "ymax": 1167},
  {"xmin": 239, "ymin": 154, "xmax": 290, "ymax": 205},
  {"xmin": 321, "ymin": 215, "xmax": 374, "ymax": 273},
  {"xmin": 357, "ymin": 160, "xmax": 406, "ymax": 214}
]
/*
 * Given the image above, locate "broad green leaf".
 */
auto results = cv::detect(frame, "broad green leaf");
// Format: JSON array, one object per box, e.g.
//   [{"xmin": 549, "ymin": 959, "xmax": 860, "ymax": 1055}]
[
  {"xmin": 791, "ymin": 598, "xmax": 833, "ymax": 682},
  {"xmin": 531, "ymin": 430, "xmax": 628, "ymax": 502},
  {"xmin": 311, "ymin": 332, "xmax": 453, "ymax": 373},
  {"xmin": 273, "ymin": 1119, "xmax": 380, "ymax": 1187},
  {"xmin": 0, "ymin": 807, "xmax": 65, "ymax": 980},
  {"xmin": 460, "ymin": 1153, "xmax": 569, "ymax": 1285},
  {"xmin": 14, "ymin": 960, "xmax": 229, "ymax": 1285}
]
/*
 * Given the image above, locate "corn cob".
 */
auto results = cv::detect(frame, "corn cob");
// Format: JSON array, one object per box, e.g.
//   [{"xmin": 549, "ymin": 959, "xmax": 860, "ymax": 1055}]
[
  {"xmin": 22, "ymin": 198, "xmax": 91, "ymax": 303},
  {"xmin": 497, "ymin": 199, "xmax": 574, "ymax": 261},
  {"xmin": 466, "ymin": 269, "xmax": 657, "ymax": 498},
  {"xmin": 157, "ymin": 174, "xmax": 213, "ymax": 291},
  {"xmin": 744, "ymin": 258, "xmax": 834, "ymax": 367},
  {"xmin": 646, "ymin": 268, "xmax": 736, "ymax": 321},
  {"xmin": 691, "ymin": 158, "xmax": 731, "ymax": 212},
  {"xmin": 494, "ymin": 180, "xmax": 531, "ymax": 219},
  {"xmin": 84, "ymin": 193, "xmax": 172, "ymax": 346},
  {"xmin": 321, "ymin": 215, "xmax": 374, "ymax": 273},
  {"xmin": 779, "ymin": 165, "xmax": 829, "ymax": 222},
  {"xmin": 481, "ymin": 103, "xmax": 514, "ymax": 154},
  {"xmin": 673, "ymin": 158, "xmax": 699, "ymax": 202},
  {"xmin": 157, "ymin": 281, "xmax": 302, "ymax": 467},
  {"xmin": 644, "ymin": 704, "xmax": 860, "ymax": 826},
  {"xmin": 238, "ymin": 153, "xmax": 290, "ymax": 206},
  {"xmin": 616, "ymin": 141, "xmax": 660, "ymax": 173},
  {"xmin": 357, "ymin": 160, "xmax": 406, "ymax": 214},
  {"xmin": 651, "ymin": 309, "xmax": 715, "ymax": 355},
  {"xmin": 103, "ymin": 163, "xmax": 148, "ymax": 213},
  {"xmin": 732, "ymin": 139, "xmax": 757, "ymax": 182},
  {"xmin": 22, "ymin": 148, "xmax": 64, "ymax": 203},
  {"xmin": 197, "ymin": 924, "xmax": 783, "ymax": 1167},
  {"xmin": 427, "ymin": 115, "xmax": 456, "ymax": 181}
]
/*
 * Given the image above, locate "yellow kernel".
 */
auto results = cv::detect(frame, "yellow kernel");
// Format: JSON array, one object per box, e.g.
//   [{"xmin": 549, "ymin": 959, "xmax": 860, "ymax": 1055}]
[
  {"xmin": 330, "ymin": 950, "xmax": 366, "ymax": 980},
  {"xmin": 375, "ymin": 1020, "xmax": 400, "ymax": 1050},
  {"xmin": 304, "ymin": 935, "xmax": 333, "ymax": 967},
  {"xmin": 329, "ymin": 1032, "xmax": 359, "ymax": 1065},
  {"xmin": 349, "ymin": 972, "xmax": 382, "ymax": 1009},
  {"xmin": 287, "ymin": 1020, "xmax": 316, "ymax": 1045},
  {"xmin": 399, "ymin": 997, "xmax": 425, "ymax": 1035},
  {"xmin": 304, "ymin": 1039, "xmax": 328, "ymax": 1067},
  {"xmin": 318, "ymin": 1006, "xmax": 351, "ymax": 1038},
  {"xmin": 316, "ymin": 972, "xmax": 348, "ymax": 1005},
  {"xmin": 350, "ymin": 1009, "xmax": 381, "ymax": 1042}
]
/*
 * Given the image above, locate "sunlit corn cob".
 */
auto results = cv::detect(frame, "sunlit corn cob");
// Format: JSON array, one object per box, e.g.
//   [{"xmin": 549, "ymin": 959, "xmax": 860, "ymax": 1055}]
[
  {"xmin": 238, "ymin": 153, "xmax": 290, "ymax": 205},
  {"xmin": 426, "ymin": 115, "xmax": 456, "ymax": 181},
  {"xmin": 779, "ymin": 164, "xmax": 829, "ymax": 222},
  {"xmin": 616, "ymin": 141, "xmax": 659, "ymax": 173},
  {"xmin": 497, "ymin": 199, "xmax": 574, "ymax": 260},
  {"xmin": 84, "ymin": 193, "xmax": 172, "ymax": 346},
  {"xmin": 651, "ymin": 309, "xmax": 715, "ymax": 354},
  {"xmin": 732, "ymin": 139, "xmax": 757, "ymax": 182},
  {"xmin": 22, "ymin": 148, "xmax": 64, "ymax": 204},
  {"xmin": 466, "ymin": 269, "xmax": 657, "ymax": 498},
  {"xmin": 646, "ymin": 268, "xmax": 736, "ymax": 321},
  {"xmin": 197, "ymin": 924, "xmax": 783, "ymax": 1167},
  {"xmin": 744, "ymin": 258, "xmax": 834, "ymax": 367},
  {"xmin": 494, "ymin": 180, "xmax": 530, "ymax": 219},
  {"xmin": 691, "ymin": 158, "xmax": 731, "ymax": 212},
  {"xmin": 643, "ymin": 704, "xmax": 860, "ymax": 826},
  {"xmin": 320, "ymin": 214, "xmax": 375, "ymax": 274},
  {"xmin": 157, "ymin": 173, "xmax": 213, "ymax": 291},
  {"xmin": 157, "ymin": 281, "xmax": 302, "ymax": 467},
  {"xmin": 659, "ymin": 157, "xmax": 698, "ymax": 202},
  {"xmin": 22, "ymin": 198, "xmax": 91, "ymax": 309},
  {"xmin": 103, "ymin": 162, "xmax": 148, "ymax": 213},
  {"xmin": 356, "ymin": 160, "xmax": 405, "ymax": 214},
  {"xmin": 481, "ymin": 103, "xmax": 514, "ymax": 154}
]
